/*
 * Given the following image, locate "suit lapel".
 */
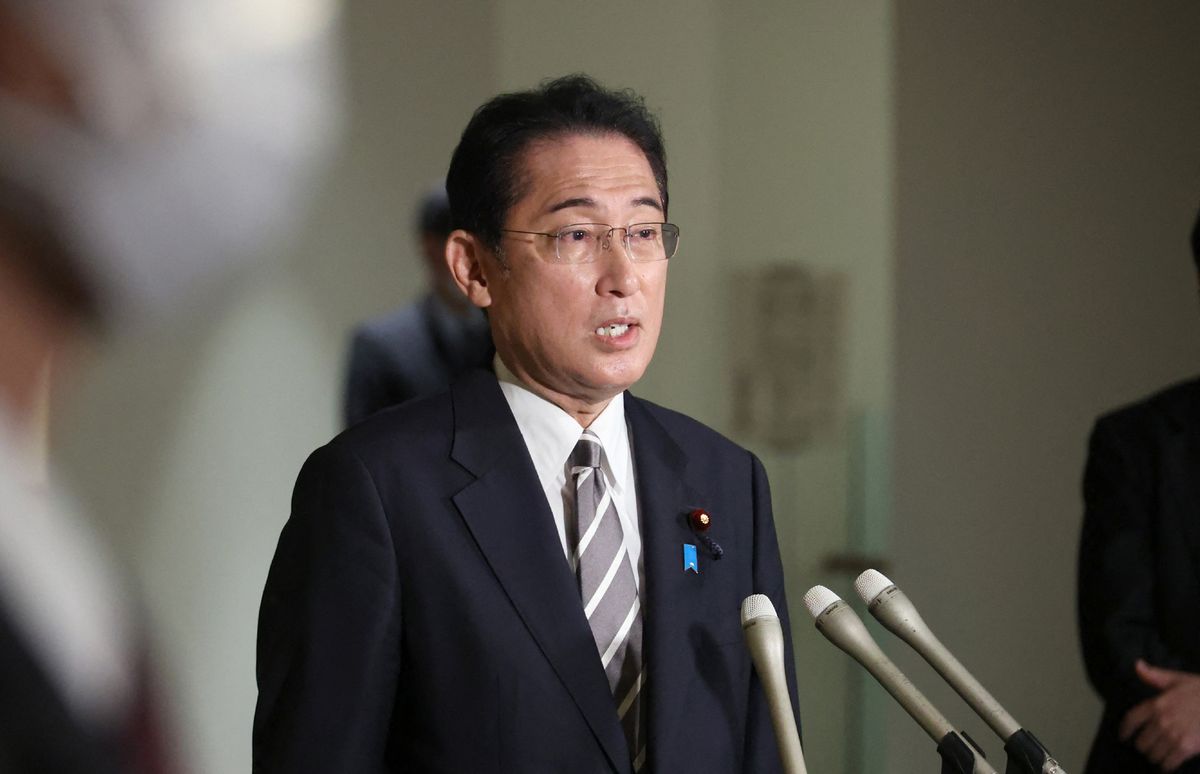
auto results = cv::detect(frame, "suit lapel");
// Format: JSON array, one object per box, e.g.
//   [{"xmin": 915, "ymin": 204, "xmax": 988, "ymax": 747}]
[
  {"xmin": 448, "ymin": 372, "xmax": 630, "ymax": 773},
  {"xmin": 626, "ymin": 395, "xmax": 709, "ymax": 770}
]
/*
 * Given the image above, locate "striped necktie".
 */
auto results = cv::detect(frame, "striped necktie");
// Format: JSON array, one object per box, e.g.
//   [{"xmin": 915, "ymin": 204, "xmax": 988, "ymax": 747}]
[{"xmin": 569, "ymin": 431, "xmax": 645, "ymax": 770}]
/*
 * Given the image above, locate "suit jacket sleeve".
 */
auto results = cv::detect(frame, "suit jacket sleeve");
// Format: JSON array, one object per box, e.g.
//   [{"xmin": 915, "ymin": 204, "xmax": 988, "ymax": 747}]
[
  {"xmin": 743, "ymin": 451, "xmax": 802, "ymax": 770},
  {"xmin": 1077, "ymin": 413, "xmax": 1184, "ymax": 711},
  {"xmin": 253, "ymin": 442, "xmax": 401, "ymax": 774}
]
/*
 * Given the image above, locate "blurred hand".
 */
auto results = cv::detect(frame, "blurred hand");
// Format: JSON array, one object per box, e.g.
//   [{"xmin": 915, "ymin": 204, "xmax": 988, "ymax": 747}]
[{"xmin": 1120, "ymin": 660, "xmax": 1200, "ymax": 772}]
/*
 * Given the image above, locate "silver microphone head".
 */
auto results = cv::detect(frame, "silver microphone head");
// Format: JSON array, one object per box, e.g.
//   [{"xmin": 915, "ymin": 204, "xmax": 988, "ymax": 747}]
[
  {"xmin": 741, "ymin": 593, "xmax": 778, "ymax": 626},
  {"xmin": 854, "ymin": 568, "xmax": 896, "ymax": 605},
  {"xmin": 803, "ymin": 585, "xmax": 841, "ymax": 619}
]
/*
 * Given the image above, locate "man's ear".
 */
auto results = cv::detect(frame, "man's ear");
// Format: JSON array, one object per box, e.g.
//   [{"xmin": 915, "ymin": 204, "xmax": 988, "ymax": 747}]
[{"xmin": 445, "ymin": 230, "xmax": 492, "ymax": 309}]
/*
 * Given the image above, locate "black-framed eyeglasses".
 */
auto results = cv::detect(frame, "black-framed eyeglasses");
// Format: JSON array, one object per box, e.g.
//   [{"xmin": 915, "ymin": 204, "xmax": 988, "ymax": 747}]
[{"xmin": 500, "ymin": 222, "xmax": 681, "ymax": 264}]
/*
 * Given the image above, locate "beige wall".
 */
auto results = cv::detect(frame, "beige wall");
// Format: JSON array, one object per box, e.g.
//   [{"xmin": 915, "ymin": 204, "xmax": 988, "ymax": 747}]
[
  {"xmin": 891, "ymin": 3, "xmax": 1200, "ymax": 771},
  {"xmin": 715, "ymin": 5, "xmax": 894, "ymax": 772},
  {"xmin": 50, "ymin": 2, "xmax": 1200, "ymax": 773}
]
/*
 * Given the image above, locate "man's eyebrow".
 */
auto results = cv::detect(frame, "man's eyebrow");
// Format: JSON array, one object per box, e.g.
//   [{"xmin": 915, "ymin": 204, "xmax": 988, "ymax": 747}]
[
  {"xmin": 547, "ymin": 196, "xmax": 664, "ymax": 213},
  {"xmin": 548, "ymin": 197, "xmax": 595, "ymax": 213}
]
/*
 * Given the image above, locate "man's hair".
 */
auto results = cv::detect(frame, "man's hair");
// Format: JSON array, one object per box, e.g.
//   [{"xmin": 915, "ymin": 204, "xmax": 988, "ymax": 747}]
[{"xmin": 445, "ymin": 74, "xmax": 668, "ymax": 252}]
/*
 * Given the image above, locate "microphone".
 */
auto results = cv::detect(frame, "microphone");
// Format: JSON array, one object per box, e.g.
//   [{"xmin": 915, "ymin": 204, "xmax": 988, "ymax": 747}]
[
  {"xmin": 741, "ymin": 594, "xmax": 808, "ymax": 774},
  {"xmin": 803, "ymin": 585, "xmax": 997, "ymax": 774},
  {"xmin": 854, "ymin": 570, "xmax": 1065, "ymax": 774}
]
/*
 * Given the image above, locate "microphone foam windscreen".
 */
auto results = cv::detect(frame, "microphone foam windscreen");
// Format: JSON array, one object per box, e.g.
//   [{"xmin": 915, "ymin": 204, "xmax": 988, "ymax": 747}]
[
  {"xmin": 803, "ymin": 585, "xmax": 840, "ymax": 619},
  {"xmin": 854, "ymin": 569, "xmax": 893, "ymax": 605},
  {"xmin": 741, "ymin": 593, "xmax": 778, "ymax": 625}
]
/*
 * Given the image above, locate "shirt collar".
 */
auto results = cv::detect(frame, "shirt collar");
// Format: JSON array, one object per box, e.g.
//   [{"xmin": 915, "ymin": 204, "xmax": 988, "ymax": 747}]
[{"xmin": 495, "ymin": 361, "xmax": 630, "ymax": 494}]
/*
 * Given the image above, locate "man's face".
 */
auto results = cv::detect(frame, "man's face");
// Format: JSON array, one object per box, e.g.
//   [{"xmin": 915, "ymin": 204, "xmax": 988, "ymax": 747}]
[{"xmin": 470, "ymin": 132, "xmax": 669, "ymax": 413}]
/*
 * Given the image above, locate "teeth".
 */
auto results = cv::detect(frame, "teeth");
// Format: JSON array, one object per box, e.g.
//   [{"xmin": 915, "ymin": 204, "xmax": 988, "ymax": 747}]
[{"xmin": 595, "ymin": 323, "xmax": 630, "ymax": 337}]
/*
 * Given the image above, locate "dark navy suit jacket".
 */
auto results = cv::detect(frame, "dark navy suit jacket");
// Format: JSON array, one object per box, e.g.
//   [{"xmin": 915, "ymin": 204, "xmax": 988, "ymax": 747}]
[
  {"xmin": 1078, "ymin": 377, "xmax": 1200, "ymax": 774},
  {"xmin": 254, "ymin": 369, "xmax": 799, "ymax": 773}
]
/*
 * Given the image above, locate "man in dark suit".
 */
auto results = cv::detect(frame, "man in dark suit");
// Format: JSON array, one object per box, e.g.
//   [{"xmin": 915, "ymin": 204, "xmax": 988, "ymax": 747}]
[
  {"xmin": 1078, "ymin": 205, "xmax": 1200, "ymax": 774},
  {"xmin": 342, "ymin": 187, "xmax": 493, "ymax": 427},
  {"xmin": 254, "ymin": 75, "xmax": 800, "ymax": 773}
]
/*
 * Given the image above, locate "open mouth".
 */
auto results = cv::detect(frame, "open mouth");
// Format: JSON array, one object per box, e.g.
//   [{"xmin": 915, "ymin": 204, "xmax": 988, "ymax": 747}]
[{"xmin": 595, "ymin": 323, "xmax": 632, "ymax": 337}]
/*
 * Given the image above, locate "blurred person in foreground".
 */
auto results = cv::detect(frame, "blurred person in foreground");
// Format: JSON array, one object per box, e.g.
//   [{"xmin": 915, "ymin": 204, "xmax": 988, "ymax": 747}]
[
  {"xmin": 0, "ymin": 1, "xmax": 339, "ymax": 771},
  {"xmin": 255, "ymin": 75, "xmax": 799, "ymax": 774},
  {"xmin": 342, "ymin": 186, "xmax": 493, "ymax": 428},
  {"xmin": 1078, "ymin": 204, "xmax": 1200, "ymax": 774}
]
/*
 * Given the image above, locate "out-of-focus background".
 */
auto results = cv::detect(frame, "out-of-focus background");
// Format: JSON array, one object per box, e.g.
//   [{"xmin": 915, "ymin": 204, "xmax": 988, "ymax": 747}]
[{"xmin": 51, "ymin": 2, "xmax": 1200, "ymax": 772}]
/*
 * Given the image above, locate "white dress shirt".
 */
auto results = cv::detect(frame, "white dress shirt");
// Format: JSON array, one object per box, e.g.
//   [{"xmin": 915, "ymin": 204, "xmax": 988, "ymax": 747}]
[{"xmin": 496, "ymin": 372, "xmax": 642, "ymax": 589}]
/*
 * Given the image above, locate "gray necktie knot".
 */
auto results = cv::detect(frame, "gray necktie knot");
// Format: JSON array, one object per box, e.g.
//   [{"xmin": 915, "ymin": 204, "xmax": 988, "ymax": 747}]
[{"xmin": 569, "ymin": 433, "xmax": 602, "ymax": 471}]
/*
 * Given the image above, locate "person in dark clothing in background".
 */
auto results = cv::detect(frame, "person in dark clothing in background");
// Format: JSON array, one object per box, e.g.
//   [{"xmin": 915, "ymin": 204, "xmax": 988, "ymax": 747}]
[
  {"xmin": 342, "ymin": 186, "xmax": 494, "ymax": 427},
  {"xmin": 1078, "ymin": 204, "xmax": 1200, "ymax": 774}
]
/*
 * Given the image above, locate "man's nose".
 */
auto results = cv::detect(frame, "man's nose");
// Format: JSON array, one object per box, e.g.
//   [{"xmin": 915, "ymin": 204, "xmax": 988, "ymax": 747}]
[{"xmin": 596, "ymin": 231, "xmax": 640, "ymax": 296}]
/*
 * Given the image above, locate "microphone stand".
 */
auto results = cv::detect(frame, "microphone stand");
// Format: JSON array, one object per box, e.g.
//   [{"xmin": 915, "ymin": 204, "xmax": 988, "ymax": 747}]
[
  {"xmin": 937, "ymin": 731, "xmax": 980, "ymax": 774},
  {"xmin": 933, "ymin": 727, "xmax": 1064, "ymax": 774},
  {"xmin": 1002, "ymin": 729, "xmax": 1064, "ymax": 774}
]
